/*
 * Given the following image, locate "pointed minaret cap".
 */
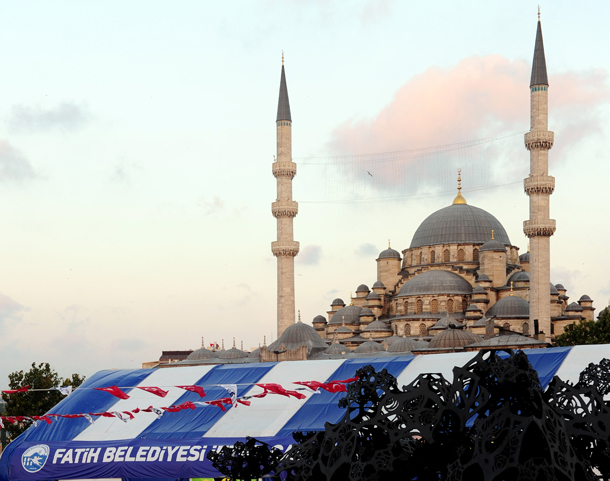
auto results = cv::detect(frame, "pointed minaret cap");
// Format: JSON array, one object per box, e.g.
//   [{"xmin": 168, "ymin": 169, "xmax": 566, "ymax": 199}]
[
  {"xmin": 530, "ymin": 10, "xmax": 549, "ymax": 87},
  {"xmin": 452, "ymin": 169, "xmax": 467, "ymax": 205},
  {"xmin": 276, "ymin": 53, "xmax": 292, "ymax": 122}
]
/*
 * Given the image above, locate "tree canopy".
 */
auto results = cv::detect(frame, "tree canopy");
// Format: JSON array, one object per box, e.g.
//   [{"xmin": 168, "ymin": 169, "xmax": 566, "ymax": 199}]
[
  {"xmin": 555, "ymin": 307, "xmax": 610, "ymax": 346},
  {"xmin": 1, "ymin": 362, "xmax": 85, "ymax": 440}
]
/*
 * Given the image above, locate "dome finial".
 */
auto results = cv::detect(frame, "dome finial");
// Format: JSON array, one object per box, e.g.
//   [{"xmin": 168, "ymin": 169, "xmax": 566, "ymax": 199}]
[
  {"xmin": 527, "ymin": 242, "xmax": 530, "ymax": 253},
  {"xmin": 263, "ymin": 335, "xmax": 267, "ymax": 346},
  {"xmin": 538, "ymin": 5, "xmax": 540, "ymax": 21},
  {"xmin": 452, "ymin": 168, "xmax": 467, "ymax": 205},
  {"xmin": 241, "ymin": 340, "xmax": 244, "ymax": 350},
  {"xmin": 201, "ymin": 336, "xmax": 204, "ymax": 348},
  {"xmin": 388, "ymin": 239, "xmax": 391, "ymax": 249},
  {"xmin": 491, "ymin": 229, "xmax": 495, "ymax": 240},
  {"xmin": 510, "ymin": 281, "xmax": 514, "ymax": 296},
  {"xmin": 232, "ymin": 337, "xmax": 236, "ymax": 349},
  {"xmin": 350, "ymin": 292, "xmax": 353, "ymax": 306},
  {"xmin": 298, "ymin": 309, "xmax": 301, "ymax": 322},
  {"xmin": 222, "ymin": 339, "xmax": 225, "ymax": 350},
  {"xmin": 282, "ymin": 50, "xmax": 284, "ymax": 65}
]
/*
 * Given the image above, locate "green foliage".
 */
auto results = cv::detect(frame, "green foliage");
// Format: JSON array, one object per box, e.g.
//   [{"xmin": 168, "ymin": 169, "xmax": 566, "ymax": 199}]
[
  {"xmin": 555, "ymin": 307, "xmax": 610, "ymax": 346},
  {"xmin": 1, "ymin": 362, "xmax": 85, "ymax": 441}
]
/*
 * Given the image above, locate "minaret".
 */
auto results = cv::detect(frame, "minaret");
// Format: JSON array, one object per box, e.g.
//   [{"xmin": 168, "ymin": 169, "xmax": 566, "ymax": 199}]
[
  {"xmin": 524, "ymin": 9, "xmax": 555, "ymax": 341},
  {"xmin": 272, "ymin": 54, "xmax": 299, "ymax": 337}
]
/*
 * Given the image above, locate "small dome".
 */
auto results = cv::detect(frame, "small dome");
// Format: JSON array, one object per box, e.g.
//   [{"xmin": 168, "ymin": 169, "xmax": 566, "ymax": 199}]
[
  {"xmin": 312, "ymin": 315, "xmax": 327, "ymax": 324},
  {"xmin": 363, "ymin": 320, "xmax": 392, "ymax": 332},
  {"xmin": 359, "ymin": 307, "xmax": 374, "ymax": 318},
  {"xmin": 477, "ymin": 274, "xmax": 491, "ymax": 282},
  {"xmin": 465, "ymin": 304, "xmax": 481, "ymax": 312},
  {"xmin": 480, "ymin": 239, "xmax": 506, "ymax": 252},
  {"xmin": 473, "ymin": 286, "xmax": 487, "ymax": 294},
  {"xmin": 429, "ymin": 316, "xmax": 464, "ymax": 331},
  {"xmin": 336, "ymin": 326, "xmax": 353, "ymax": 334},
  {"xmin": 331, "ymin": 298, "xmax": 346, "ymax": 307},
  {"xmin": 378, "ymin": 248, "xmax": 401, "ymax": 259},
  {"xmin": 387, "ymin": 337, "xmax": 419, "ymax": 353},
  {"xmin": 415, "ymin": 340, "xmax": 430, "ymax": 348},
  {"xmin": 372, "ymin": 281, "xmax": 386, "ymax": 289},
  {"xmin": 366, "ymin": 292, "xmax": 381, "ymax": 300},
  {"xmin": 555, "ymin": 283, "xmax": 565, "ymax": 290},
  {"xmin": 565, "ymin": 302, "xmax": 583, "ymax": 312},
  {"xmin": 507, "ymin": 271, "xmax": 530, "ymax": 285},
  {"xmin": 550, "ymin": 283, "xmax": 559, "ymax": 295},
  {"xmin": 356, "ymin": 284, "xmax": 370, "ymax": 293},
  {"xmin": 354, "ymin": 340, "xmax": 384, "ymax": 354},
  {"xmin": 398, "ymin": 271, "xmax": 472, "ymax": 297},
  {"xmin": 519, "ymin": 252, "xmax": 530, "ymax": 262},
  {"xmin": 579, "ymin": 295, "xmax": 593, "ymax": 302},
  {"xmin": 187, "ymin": 347, "xmax": 216, "ymax": 360},
  {"xmin": 428, "ymin": 327, "xmax": 480, "ymax": 349},
  {"xmin": 219, "ymin": 348, "xmax": 249, "ymax": 359},
  {"xmin": 248, "ymin": 347, "xmax": 261, "ymax": 359},
  {"xmin": 267, "ymin": 322, "xmax": 329, "ymax": 352},
  {"xmin": 472, "ymin": 316, "xmax": 490, "ymax": 327},
  {"xmin": 330, "ymin": 305, "xmax": 362, "ymax": 325},
  {"xmin": 324, "ymin": 342, "xmax": 351, "ymax": 356},
  {"xmin": 486, "ymin": 296, "xmax": 530, "ymax": 318}
]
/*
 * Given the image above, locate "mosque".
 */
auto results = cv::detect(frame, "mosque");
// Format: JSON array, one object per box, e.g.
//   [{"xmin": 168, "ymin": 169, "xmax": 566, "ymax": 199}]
[{"xmin": 147, "ymin": 15, "xmax": 595, "ymax": 368}]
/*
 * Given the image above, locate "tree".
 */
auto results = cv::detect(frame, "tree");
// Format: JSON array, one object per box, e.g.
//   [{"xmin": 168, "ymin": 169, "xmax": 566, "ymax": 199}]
[
  {"xmin": 1, "ymin": 362, "xmax": 85, "ymax": 440},
  {"xmin": 555, "ymin": 307, "xmax": 610, "ymax": 346}
]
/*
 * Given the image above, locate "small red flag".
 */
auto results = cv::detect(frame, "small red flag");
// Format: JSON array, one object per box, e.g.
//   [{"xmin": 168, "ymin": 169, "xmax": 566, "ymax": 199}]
[
  {"xmin": 256, "ymin": 383, "xmax": 306, "ymax": 400},
  {"xmin": 177, "ymin": 385, "xmax": 206, "ymax": 398},
  {"xmin": 294, "ymin": 381, "xmax": 347, "ymax": 393},
  {"xmin": 137, "ymin": 386, "xmax": 168, "ymax": 397},
  {"xmin": 94, "ymin": 385, "xmax": 130, "ymax": 399},
  {"xmin": 331, "ymin": 376, "xmax": 358, "ymax": 383},
  {"xmin": 2, "ymin": 386, "xmax": 30, "ymax": 394}
]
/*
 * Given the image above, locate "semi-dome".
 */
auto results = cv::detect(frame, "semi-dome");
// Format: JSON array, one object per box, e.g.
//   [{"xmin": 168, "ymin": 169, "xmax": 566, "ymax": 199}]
[
  {"xmin": 565, "ymin": 302, "xmax": 583, "ymax": 312},
  {"xmin": 354, "ymin": 340, "xmax": 384, "ymax": 354},
  {"xmin": 410, "ymin": 204, "xmax": 511, "ymax": 249},
  {"xmin": 519, "ymin": 252, "xmax": 530, "ymax": 262},
  {"xmin": 335, "ymin": 326, "xmax": 353, "ymax": 334},
  {"xmin": 312, "ymin": 315, "xmax": 327, "ymax": 324},
  {"xmin": 323, "ymin": 342, "xmax": 351, "ymax": 356},
  {"xmin": 329, "ymin": 305, "xmax": 362, "ymax": 324},
  {"xmin": 486, "ymin": 296, "xmax": 530, "ymax": 318},
  {"xmin": 219, "ymin": 347, "xmax": 249, "ymax": 359},
  {"xmin": 428, "ymin": 327, "xmax": 480, "ymax": 349},
  {"xmin": 187, "ymin": 347, "xmax": 216, "ymax": 361},
  {"xmin": 363, "ymin": 320, "xmax": 392, "ymax": 332},
  {"xmin": 477, "ymin": 274, "xmax": 491, "ymax": 282},
  {"xmin": 356, "ymin": 284, "xmax": 370, "ymax": 293},
  {"xmin": 398, "ymin": 271, "xmax": 472, "ymax": 297},
  {"xmin": 429, "ymin": 316, "xmax": 464, "ymax": 330},
  {"xmin": 372, "ymin": 281, "xmax": 386, "ymax": 288},
  {"xmin": 366, "ymin": 292, "xmax": 381, "ymax": 300},
  {"xmin": 387, "ymin": 337, "xmax": 419, "ymax": 353},
  {"xmin": 359, "ymin": 307, "xmax": 374, "ymax": 317},
  {"xmin": 507, "ymin": 271, "xmax": 530, "ymax": 285},
  {"xmin": 248, "ymin": 347, "xmax": 261, "ymax": 359},
  {"xmin": 267, "ymin": 321, "xmax": 329, "ymax": 352},
  {"xmin": 378, "ymin": 248, "xmax": 401, "ymax": 259},
  {"xmin": 480, "ymin": 239, "xmax": 506, "ymax": 252},
  {"xmin": 331, "ymin": 298, "xmax": 345, "ymax": 307}
]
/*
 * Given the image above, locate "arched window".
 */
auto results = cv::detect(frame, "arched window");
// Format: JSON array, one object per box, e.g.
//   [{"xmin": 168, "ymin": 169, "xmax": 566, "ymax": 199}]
[
  {"xmin": 446, "ymin": 299, "xmax": 454, "ymax": 313},
  {"xmin": 418, "ymin": 252, "xmax": 423, "ymax": 265},
  {"xmin": 419, "ymin": 323, "xmax": 428, "ymax": 336},
  {"xmin": 404, "ymin": 323, "xmax": 411, "ymax": 336},
  {"xmin": 430, "ymin": 250, "xmax": 436, "ymax": 263},
  {"xmin": 458, "ymin": 249, "xmax": 465, "ymax": 262},
  {"xmin": 473, "ymin": 248, "xmax": 479, "ymax": 262},
  {"xmin": 431, "ymin": 299, "xmax": 439, "ymax": 314},
  {"xmin": 443, "ymin": 249, "xmax": 450, "ymax": 262},
  {"xmin": 404, "ymin": 300, "xmax": 409, "ymax": 314},
  {"xmin": 462, "ymin": 298, "xmax": 468, "ymax": 312},
  {"xmin": 416, "ymin": 299, "xmax": 423, "ymax": 314},
  {"xmin": 503, "ymin": 323, "xmax": 511, "ymax": 330},
  {"xmin": 522, "ymin": 322, "xmax": 530, "ymax": 335}
]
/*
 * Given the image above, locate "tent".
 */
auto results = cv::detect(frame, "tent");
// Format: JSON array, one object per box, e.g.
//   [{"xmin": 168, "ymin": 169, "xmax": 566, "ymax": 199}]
[{"xmin": 1, "ymin": 345, "xmax": 608, "ymax": 480}]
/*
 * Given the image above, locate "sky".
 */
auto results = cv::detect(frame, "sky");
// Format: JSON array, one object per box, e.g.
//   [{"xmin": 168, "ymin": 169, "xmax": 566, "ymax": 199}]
[{"xmin": 0, "ymin": 0, "xmax": 609, "ymax": 388}]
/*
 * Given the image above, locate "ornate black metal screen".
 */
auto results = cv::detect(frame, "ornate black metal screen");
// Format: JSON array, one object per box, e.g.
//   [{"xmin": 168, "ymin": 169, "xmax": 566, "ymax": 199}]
[{"xmin": 208, "ymin": 350, "xmax": 610, "ymax": 481}]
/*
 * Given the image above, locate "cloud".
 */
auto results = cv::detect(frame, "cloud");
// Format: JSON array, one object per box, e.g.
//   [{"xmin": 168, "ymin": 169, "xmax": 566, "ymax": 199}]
[
  {"xmin": 360, "ymin": 0, "xmax": 394, "ymax": 25},
  {"xmin": 355, "ymin": 243, "xmax": 378, "ymax": 258},
  {"xmin": 114, "ymin": 338, "xmax": 147, "ymax": 352},
  {"xmin": 0, "ymin": 293, "xmax": 28, "ymax": 327},
  {"xmin": 199, "ymin": 196, "xmax": 225, "ymax": 216},
  {"xmin": 8, "ymin": 102, "xmax": 91, "ymax": 133},
  {"xmin": 327, "ymin": 55, "xmax": 610, "ymax": 194},
  {"xmin": 550, "ymin": 267, "xmax": 582, "ymax": 297},
  {"xmin": 298, "ymin": 245, "xmax": 322, "ymax": 265},
  {"xmin": 110, "ymin": 159, "xmax": 141, "ymax": 184},
  {"xmin": 0, "ymin": 140, "xmax": 38, "ymax": 182}
]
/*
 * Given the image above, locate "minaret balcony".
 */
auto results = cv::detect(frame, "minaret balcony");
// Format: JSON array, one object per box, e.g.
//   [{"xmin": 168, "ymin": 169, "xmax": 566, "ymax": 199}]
[
  {"xmin": 524, "ymin": 130, "xmax": 554, "ymax": 150},
  {"xmin": 271, "ymin": 240, "xmax": 300, "ymax": 257},
  {"xmin": 272, "ymin": 161, "xmax": 297, "ymax": 179},
  {"xmin": 523, "ymin": 219, "xmax": 556, "ymax": 238},
  {"xmin": 272, "ymin": 200, "xmax": 299, "ymax": 218},
  {"xmin": 524, "ymin": 175, "xmax": 555, "ymax": 195}
]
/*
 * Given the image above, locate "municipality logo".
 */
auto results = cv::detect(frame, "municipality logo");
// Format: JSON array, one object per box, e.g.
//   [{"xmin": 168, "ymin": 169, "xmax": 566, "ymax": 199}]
[{"xmin": 21, "ymin": 444, "xmax": 50, "ymax": 473}]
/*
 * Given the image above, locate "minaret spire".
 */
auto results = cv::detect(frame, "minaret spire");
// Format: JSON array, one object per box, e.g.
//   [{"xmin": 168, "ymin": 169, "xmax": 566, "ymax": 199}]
[
  {"xmin": 272, "ymin": 55, "xmax": 299, "ymax": 338},
  {"xmin": 524, "ymin": 12, "xmax": 555, "ymax": 342}
]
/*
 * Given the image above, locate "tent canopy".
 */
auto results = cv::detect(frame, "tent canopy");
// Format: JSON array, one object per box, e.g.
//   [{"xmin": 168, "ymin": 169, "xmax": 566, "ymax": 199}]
[{"xmin": 1, "ymin": 345, "xmax": 607, "ymax": 480}]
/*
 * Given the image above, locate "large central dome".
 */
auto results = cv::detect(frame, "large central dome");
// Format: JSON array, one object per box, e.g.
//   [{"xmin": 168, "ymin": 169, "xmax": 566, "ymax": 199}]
[{"xmin": 410, "ymin": 204, "xmax": 511, "ymax": 249}]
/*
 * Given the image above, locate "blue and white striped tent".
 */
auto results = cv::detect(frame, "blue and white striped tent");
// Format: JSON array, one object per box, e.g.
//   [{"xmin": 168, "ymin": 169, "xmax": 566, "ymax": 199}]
[{"xmin": 1, "ymin": 345, "xmax": 609, "ymax": 480}]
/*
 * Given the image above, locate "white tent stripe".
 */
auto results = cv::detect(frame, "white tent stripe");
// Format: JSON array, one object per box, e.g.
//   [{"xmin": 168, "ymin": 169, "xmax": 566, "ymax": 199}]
[
  {"xmin": 554, "ymin": 345, "xmax": 610, "ymax": 385},
  {"xmin": 395, "ymin": 351, "xmax": 477, "ymax": 387}
]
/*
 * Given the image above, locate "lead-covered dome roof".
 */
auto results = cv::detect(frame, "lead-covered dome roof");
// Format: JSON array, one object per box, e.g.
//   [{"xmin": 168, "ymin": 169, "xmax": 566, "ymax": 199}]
[
  {"xmin": 398, "ymin": 271, "xmax": 472, "ymax": 297},
  {"xmin": 486, "ymin": 296, "xmax": 530, "ymax": 318},
  {"xmin": 329, "ymin": 305, "xmax": 362, "ymax": 324},
  {"xmin": 267, "ymin": 321, "xmax": 328, "ymax": 352},
  {"xmin": 378, "ymin": 248, "xmax": 401, "ymax": 259},
  {"xmin": 409, "ymin": 204, "xmax": 511, "ymax": 248}
]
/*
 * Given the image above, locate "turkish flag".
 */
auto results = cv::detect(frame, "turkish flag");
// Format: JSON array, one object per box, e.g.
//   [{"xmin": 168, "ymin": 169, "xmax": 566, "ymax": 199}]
[
  {"xmin": 294, "ymin": 381, "xmax": 347, "ymax": 393},
  {"xmin": 2, "ymin": 385, "xmax": 30, "ymax": 394},
  {"xmin": 256, "ymin": 383, "xmax": 306, "ymax": 400},
  {"xmin": 94, "ymin": 385, "xmax": 130, "ymax": 399},
  {"xmin": 177, "ymin": 385, "xmax": 206, "ymax": 398},
  {"xmin": 137, "ymin": 386, "xmax": 169, "ymax": 397}
]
